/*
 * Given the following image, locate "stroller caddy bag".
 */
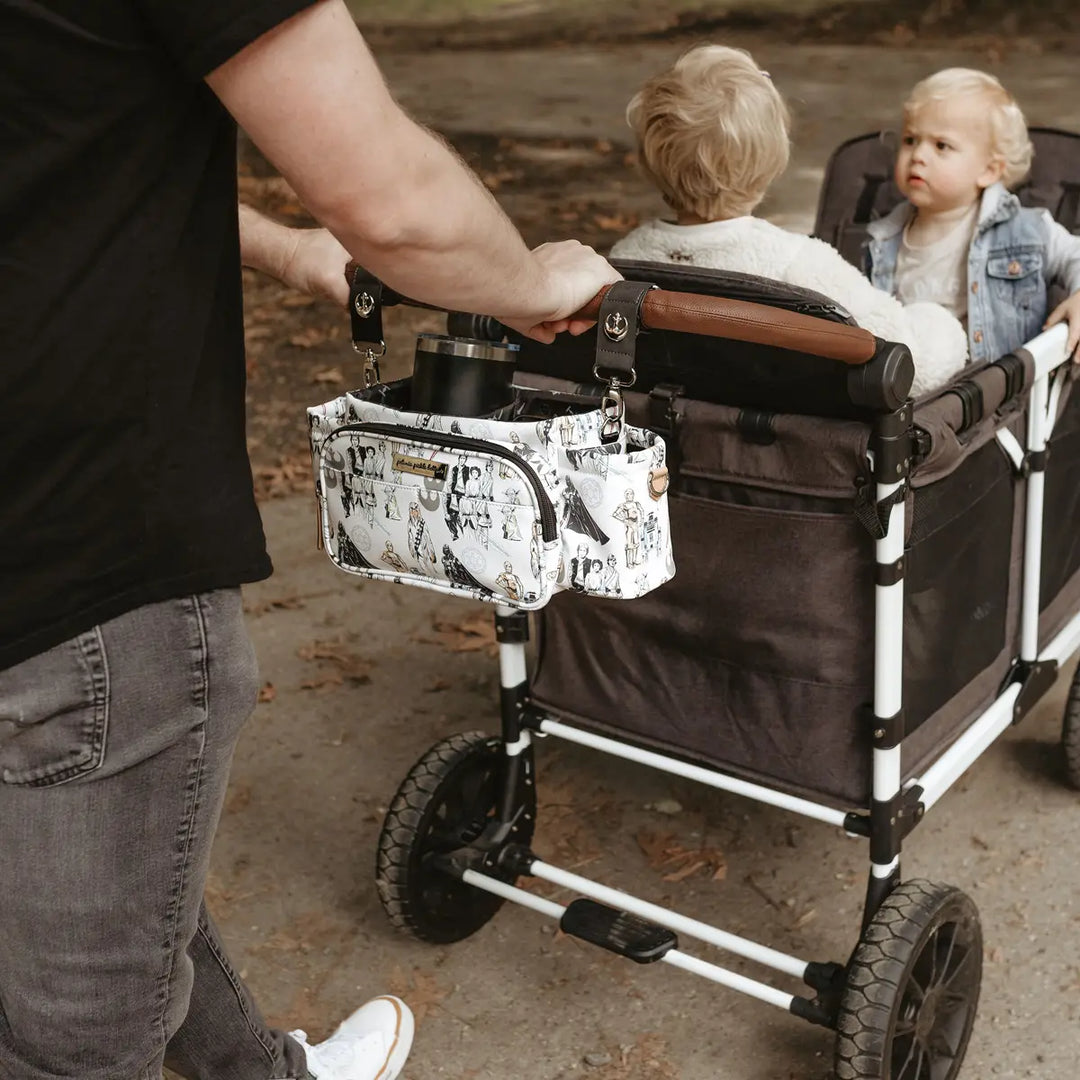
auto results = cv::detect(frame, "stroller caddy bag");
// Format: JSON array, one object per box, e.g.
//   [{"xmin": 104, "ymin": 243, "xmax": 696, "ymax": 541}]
[{"xmin": 307, "ymin": 282, "xmax": 675, "ymax": 609}]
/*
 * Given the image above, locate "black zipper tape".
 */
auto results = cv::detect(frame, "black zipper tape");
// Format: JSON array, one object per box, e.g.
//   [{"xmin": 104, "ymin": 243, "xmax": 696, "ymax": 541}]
[{"xmin": 328, "ymin": 422, "xmax": 559, "ymax": 542}]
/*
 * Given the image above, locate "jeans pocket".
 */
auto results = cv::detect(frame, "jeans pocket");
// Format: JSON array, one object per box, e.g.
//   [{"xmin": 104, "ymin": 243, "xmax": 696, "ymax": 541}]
[{"xmin": 0, "ymin": 629, "xmax": 109, "ymax": 786}]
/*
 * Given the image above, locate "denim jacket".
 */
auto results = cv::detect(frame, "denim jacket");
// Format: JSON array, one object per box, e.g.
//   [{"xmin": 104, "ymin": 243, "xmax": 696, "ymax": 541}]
[{"xmin": 866, "ymin": 182, "xmax": 1080, "ymax": 365}]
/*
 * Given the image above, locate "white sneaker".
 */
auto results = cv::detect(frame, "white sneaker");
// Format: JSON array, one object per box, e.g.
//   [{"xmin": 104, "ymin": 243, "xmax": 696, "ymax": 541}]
[{"xmin": 291, "ymin": 995, "xmax": 414, "ymax": 1080}]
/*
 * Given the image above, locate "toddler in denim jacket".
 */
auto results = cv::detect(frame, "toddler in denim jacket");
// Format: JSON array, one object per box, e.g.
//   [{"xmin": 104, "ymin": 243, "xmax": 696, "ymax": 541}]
[
  {"xmin": 612, "ymin": 45, "xmax": 968, "ymax": 397},
  {"xmin": 867, "ymin": 68, "xmax": 1080, "ymax": 368}
]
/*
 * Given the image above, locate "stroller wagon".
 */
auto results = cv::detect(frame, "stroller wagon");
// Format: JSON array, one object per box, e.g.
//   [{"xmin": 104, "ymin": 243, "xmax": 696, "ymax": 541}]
[{"xmin": 311, "ymin": 136, "xmax": 1080, "ymax": 1080}]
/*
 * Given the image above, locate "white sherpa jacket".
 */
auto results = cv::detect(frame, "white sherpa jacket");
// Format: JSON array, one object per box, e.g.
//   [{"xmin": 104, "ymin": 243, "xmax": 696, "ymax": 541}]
[{"xmin": 610, "ymin": 217, "xmax": 969, "ymax": 399}]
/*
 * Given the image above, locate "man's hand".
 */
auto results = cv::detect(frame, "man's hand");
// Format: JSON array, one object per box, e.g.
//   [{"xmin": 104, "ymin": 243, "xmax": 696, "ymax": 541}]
[
  {"xmin": 279, "ymin": 227, "xmax": 351, "ymax": 307},
  {"xmin": 1044, "ymin": 289, "xmax": 1080, "ymax": 362},
  {"xmin": 239, "ymin": 204, "xmax": 351, "ymax": 306},
  {"xmin": 498, "ymin": 241, "xmax": 623, "ymax": 344}
]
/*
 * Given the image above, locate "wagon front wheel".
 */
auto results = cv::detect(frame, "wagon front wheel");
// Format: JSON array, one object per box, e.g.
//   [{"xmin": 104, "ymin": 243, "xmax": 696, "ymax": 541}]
[
  {"xmin": 834, "ymin": 880, "xmax": 982, "ymax": 1080},
  {"xmin": 375, "ymin": 731, "xmax": 535, "ymax": 944}
]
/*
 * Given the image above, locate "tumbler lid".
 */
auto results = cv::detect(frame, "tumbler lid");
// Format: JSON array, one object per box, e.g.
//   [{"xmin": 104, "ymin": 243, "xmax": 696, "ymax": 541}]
[{"xmin": 415, "ymin": 333, "xmax": 520, "ymax": 363}]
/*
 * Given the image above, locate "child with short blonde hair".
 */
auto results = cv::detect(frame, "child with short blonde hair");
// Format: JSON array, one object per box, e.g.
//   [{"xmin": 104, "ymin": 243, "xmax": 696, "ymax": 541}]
[
  {"xmin": 612, "ymin": 45, "xmax": 968, "ymax": 397},
  {"xmin": 868, "ymin": 67, "xmax": 1080, "ymax": 365}
]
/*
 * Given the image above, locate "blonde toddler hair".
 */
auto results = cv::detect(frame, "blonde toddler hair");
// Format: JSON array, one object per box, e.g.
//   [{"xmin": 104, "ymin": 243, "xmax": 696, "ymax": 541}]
[
  {"xmin": 904, "ymin": 68, "xmax": 1033, "ymax": 188},
  {"xmin": 627, "ymin": 44, "xmax": 790, "ymax": 221}
]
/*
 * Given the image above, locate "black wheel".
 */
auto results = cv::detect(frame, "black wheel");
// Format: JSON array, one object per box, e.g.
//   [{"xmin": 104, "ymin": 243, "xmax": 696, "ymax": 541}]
[
  {"xmin": 375, "ymin": 732, "xmax": 535, "ymax": 944},
  {"xmin": 1061, "ymin": 662, "xmax": 1080, "ymax": 790},
  {"xmin": 835, "ymin": 880, "xmax": 982, "ymax": 1080}
]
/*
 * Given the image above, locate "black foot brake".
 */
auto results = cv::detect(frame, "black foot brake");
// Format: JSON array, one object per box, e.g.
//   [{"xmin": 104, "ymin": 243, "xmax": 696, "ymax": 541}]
[{"xmin": 559, "ymin": 898, "xmax": 678, "ymax": 964}]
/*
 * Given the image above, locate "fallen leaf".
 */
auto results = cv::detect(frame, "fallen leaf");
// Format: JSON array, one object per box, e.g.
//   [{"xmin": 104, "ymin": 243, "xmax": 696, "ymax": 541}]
[
  {"xmin": 226, "ymin": 783, "xmax": 252, "ymax": 813},
  {"xmin": 257, "ymin": 682, "xmax": 277, "ymax": 703},
  {"xmin": 431, "ymin": 612, "xmax": 498, "ymax": 657},
  {"xmin": 297, "ymin": 637, "xmax": 374, "ymax": 685},
  {"xmin": 289, "ymin": 327, "xmax": 329, "ymax": 349},
  {"xmin": 593, "ymin": 212, "xmax": 640, "ymax": 232},
  {"xmin": 299, "ymin": 673, "xmax": 344, "ymax": 692}
]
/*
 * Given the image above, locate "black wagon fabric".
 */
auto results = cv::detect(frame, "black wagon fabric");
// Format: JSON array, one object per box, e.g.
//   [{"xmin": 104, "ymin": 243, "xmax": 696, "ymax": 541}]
[
  {"xmin": 1039, "ymin": 379, "xmax": 1080, "ymax": 621},
  {"xmin": 529, "ymin": 377, "xmax": 1024, "ymax": 808},
  {"xmin": 0, "ymin": 0, "xmax": 313, "ymax": 669}
]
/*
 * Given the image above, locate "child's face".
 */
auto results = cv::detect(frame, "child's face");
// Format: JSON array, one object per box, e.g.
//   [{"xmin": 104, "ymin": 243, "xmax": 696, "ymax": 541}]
[{"xmin": 895, "ymin": 95, "xmax": 1004, "ymax": 215}]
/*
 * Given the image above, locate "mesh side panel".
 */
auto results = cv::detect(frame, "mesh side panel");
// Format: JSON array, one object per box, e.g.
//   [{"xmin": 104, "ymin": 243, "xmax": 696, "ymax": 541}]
[
  {"xmin": 904, "ymin": 441, "xmax": 1015, "ymax": 730},
  {"xmin": 1040, "ymin": 385, "xmax": 1080, "ymax": 612}
]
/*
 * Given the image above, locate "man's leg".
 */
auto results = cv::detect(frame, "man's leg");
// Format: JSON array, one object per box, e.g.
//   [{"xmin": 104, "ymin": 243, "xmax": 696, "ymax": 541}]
[
  {"xmin": 164, "ymin": 904, "xmax": 306, "ymax": 1079},
  {"xmin": 0, "ymin": 589, "xmax": 301, "ymax": 1080}
]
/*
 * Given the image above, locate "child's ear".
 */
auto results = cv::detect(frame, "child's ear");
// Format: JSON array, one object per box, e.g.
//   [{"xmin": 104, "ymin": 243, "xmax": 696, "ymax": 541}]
[{"xmin": 978, "ymin": 156, "xmax": 1006, "ymax": 190}]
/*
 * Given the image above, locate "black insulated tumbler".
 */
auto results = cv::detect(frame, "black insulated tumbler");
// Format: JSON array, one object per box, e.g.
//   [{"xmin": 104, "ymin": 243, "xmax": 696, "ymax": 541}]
[{"xmin": 409, "ymin": 333, "xmax": 519, "ymax": 417}]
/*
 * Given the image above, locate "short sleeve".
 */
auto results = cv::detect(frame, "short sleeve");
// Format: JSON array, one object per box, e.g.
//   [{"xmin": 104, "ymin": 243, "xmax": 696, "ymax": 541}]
[{"xmin": 133, "ymin": 0, "xmax": 319, "ymax": 80}]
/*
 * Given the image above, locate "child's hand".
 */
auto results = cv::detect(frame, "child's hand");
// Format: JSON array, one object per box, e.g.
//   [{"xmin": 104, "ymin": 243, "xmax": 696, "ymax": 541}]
[{"xmin": 1044, "ymin": 289, "xmax": 1080, "ymax": 362}]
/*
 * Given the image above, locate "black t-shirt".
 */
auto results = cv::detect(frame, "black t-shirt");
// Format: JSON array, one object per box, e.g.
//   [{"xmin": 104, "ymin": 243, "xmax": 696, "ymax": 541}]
[{"xmin": 0, "ymin": 0, "xmax": 315, "ymax": 670}]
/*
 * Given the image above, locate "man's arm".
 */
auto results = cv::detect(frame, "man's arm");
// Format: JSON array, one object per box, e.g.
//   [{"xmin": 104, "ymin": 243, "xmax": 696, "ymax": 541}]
[
  {"xmin": 208, "ymin": 1, "xmax": 618, "ymax": 340},
  {"xmin": 238, "ymin": 204, "xmax": 351, "ymax": 306}
]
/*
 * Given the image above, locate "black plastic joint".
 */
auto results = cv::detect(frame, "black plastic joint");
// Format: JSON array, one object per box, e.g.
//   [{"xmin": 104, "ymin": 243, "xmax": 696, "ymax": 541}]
[
  {"xmin": 869, "ymin": 786, "xmax": 925, "ymax": 864},
  {"xmin": 803, "ymin": 961, "xmax": 846, "ymax": 994},
  {"xmin": 498, "ymin": 843, "xmax": 536, "ymax": 877},
  {"xmin": 1026, "ymin": 448, "xmax": 1050, "ymax": 473},
  {"xmin": 843, "ymin": 812, "xmax": 871, "ymax": 838},
  {"xmin": 1011, "ymin": 659, "xmax": 1059, "ymax": 724},
  {"xmin": 870, "ymin": 406, "xmax": 914, "ymax": 482},
  {"xmin": 875, "ymin": 557, "xmax": 905, "ymax": 587},
  {"xmin": 499, "ymin": 683, "xmax": 527, "ymax": 743},
  {"xmin": 872, "ymin": 707, "xmax": 905, "ymax": 749},
  {"xmin": 494, "ymin": 611, "xmax": 530, "ymax": 644},
  {"xmin": 790, "ymin": 996, "xmax": 835, "ymax": 1029}
]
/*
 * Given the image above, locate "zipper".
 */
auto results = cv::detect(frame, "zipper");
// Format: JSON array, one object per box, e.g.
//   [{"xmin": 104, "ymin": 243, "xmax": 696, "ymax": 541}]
[{"xmin": 330, "ymin": 422, "xmax": 559, "ymax": 542}]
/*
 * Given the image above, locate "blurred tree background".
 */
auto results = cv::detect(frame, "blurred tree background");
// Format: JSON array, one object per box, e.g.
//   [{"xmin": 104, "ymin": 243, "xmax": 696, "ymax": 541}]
[{"xmin": 346, "ymin": 0, "xmax": 1080, "ymax": 43}]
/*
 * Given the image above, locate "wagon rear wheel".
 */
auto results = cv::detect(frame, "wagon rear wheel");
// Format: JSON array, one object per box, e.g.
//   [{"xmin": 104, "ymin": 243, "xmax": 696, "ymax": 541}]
[
  {"xmin": 1061, "ymin": 661, "xmax": 1080, "ymax": 790},
  {"xmin": 835, "ymin": 880, "xmax": 982, "ymax": 1080}
]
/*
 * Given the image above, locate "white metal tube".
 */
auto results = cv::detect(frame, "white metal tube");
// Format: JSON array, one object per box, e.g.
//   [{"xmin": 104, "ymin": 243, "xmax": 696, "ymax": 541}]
[
  {"xmin": 1041, "ymin": 609, "xmax": 1080, "ymax": 668},
  {"xmin": 1020, "ymin": 374, "xmax": 1050, "ymax": 661},
  {"xmin": 871, "ymin": 475, "xmax": 906, "ymax": 870},
  {"xmin": 536, "ymin": 718, "xmax": 848, "ymax": 829},
  {"xmin": 504, "ymin": 730, "xmax": 532, "ymax": 756},
  {"xmin": 462, "ymin": 871, "xmax": 798, "ymax": 1011},
  {"xmin": 1021, "ymin": 323, "xmax": 1069, "ymax": 383},
  {"xmin": 462, "ymin": 870, "xmax": 567, "ymax": 920},
  {"xmin": 872, "ymin": 746, "xmax": 903, "ymax": 808},
  {"xmin": 499, "ymin": 642, "xmax": 528, "ymax": 689},
  {"xmin": 873, "ymin": 479, "xmax": 905, "ymax": 722},
  {"xmin": 661, "ymin": 950, "xmax": 796, "ymax": 1011},
  {"xmin": 917, "ymin": 684, "xmax": 1021, "ymax": 810},
  {"xmin": 995, "ymin": 428, "xmax": 1025, "ymax": 472},
  {"xmin": 529, "ymin": 860, "xmax": 809, "ymax": 978},
  {"xmin": 871, "ymin": 857, "xmax": 899, "ymax": 879}
]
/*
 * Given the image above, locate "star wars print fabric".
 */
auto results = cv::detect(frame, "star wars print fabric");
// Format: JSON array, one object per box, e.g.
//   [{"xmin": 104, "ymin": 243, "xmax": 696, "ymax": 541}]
[{"xmin": 308, "ymin": 388, "xmax": 675, "ymax": 609}]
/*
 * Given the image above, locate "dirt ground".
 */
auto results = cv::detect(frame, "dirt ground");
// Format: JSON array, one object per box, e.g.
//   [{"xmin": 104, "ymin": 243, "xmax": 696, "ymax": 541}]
[{"xmin": 222, "ymin": 10, "xmax": 1080, "ymax": 1080}]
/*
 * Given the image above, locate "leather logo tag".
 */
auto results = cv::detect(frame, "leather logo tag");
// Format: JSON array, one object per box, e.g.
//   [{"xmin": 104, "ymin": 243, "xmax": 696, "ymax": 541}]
[{"xmin": 393, "ymin": 454, "xmax": 447, "ymax": 481}]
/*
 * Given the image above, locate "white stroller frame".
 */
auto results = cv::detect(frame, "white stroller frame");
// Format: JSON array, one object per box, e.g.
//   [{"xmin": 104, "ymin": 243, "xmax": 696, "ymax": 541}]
[
  {"xmin": 360, "ymin": 264, "xmax": 1079, "ymax": 1079},
  {"xmin": 453, "ymin": 323, "xmax": 1077, "ymax": 1016}
]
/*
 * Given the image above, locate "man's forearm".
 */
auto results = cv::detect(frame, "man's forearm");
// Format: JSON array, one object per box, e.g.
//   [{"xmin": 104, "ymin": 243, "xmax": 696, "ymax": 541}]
[
  {"xmin": 238, "ymin": 203, "xmax": 299, "ymax": 282},
  {"xmin": 209, "ymin": 1, "xmax": 553, "ymax": 322}
]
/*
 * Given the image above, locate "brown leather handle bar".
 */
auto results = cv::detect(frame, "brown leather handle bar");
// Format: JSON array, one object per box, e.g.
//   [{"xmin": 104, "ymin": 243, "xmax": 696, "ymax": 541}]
[
  {"xmin": 344, "ymin": 264, "xmax": 879, "ymax": 366},
  {"xmin": 574, "ymin": 284, "xmax": 878, "ymax": 366}
]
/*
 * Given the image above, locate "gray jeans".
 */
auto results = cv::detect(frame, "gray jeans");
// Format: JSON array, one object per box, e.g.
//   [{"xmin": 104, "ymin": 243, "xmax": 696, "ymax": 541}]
[{"xmin": 0, "ymin": 590, "xmax": 309, "ymax": 1080}]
